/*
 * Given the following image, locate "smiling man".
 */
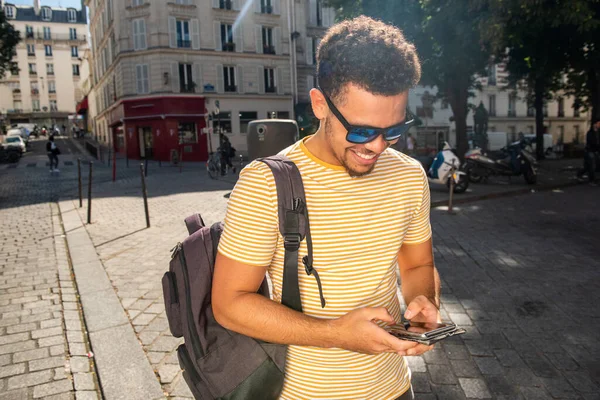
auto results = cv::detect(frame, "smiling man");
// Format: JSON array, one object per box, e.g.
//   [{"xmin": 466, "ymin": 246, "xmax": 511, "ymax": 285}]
[{"xmin": 212, "ymin": 16, "xmax": 440, "ymax": 400}]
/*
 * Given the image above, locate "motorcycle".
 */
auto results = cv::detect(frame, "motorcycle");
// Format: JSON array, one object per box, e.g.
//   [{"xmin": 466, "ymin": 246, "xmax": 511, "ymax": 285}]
[
  {"xmin": 464, "ymin": 138, "xmax": 537, "ymax": 184},
  {"xmin": 419, "ymin": 142, "xmax": 469, "ymax": 194}
]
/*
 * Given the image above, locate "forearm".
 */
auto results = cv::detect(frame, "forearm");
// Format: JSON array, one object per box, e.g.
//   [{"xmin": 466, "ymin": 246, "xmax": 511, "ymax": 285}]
[
  {"xmin": 214, "ymin": 292, "xmax": 337, "ymax": 348},
  {"xmin": 400, "ymin": 263, "xmax": 441, "ymax": 310}
]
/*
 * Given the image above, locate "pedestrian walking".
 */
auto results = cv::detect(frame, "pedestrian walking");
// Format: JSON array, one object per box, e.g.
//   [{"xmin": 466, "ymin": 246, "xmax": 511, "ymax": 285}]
[
  {"xmin": 406, "ymin": 132, "xmax": 417, "ymax": 155},
  {"xmin": 212, "ymin": 16, "xmax": 436, "ymax": 400},
  {"xmin": 577, "ymin": 118, "xmax": 600, "ymax": 183},
  {"xmin": 219, "ymin": 134, "xmax": 236, "ymax": 175},
  {"xmin": 46, "ymin": 135, "xmax": 60, "ymax": 172}
]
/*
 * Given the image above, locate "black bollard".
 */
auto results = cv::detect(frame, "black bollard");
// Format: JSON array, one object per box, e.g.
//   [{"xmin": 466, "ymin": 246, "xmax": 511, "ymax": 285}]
[
  {"xmin": 77, "ymin": 158, "xmax": 82, "ymax": 208},
  {"xmin": 144, "ymin": 159, "xmax": 148, "ymax": 177},
  {"xmin": 87, "ymin": 161, "xmax": 93, "ymax": 224},
  {"xmin": 140, "ymin": 163, "xmax": 150, "ymax": 228},
  {"xmin": 448, "ymin": 169, "xmax": 455, "ymax": 214}
]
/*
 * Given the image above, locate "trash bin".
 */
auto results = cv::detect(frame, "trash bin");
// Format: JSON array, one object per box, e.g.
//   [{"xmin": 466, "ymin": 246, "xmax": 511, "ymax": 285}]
[{"xmin": 246, "ymin": 119, "xmax": 299, "ymax": 161}]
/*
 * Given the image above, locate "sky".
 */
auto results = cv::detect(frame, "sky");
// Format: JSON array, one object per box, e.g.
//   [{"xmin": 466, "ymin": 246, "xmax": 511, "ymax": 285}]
[{"xmin": 10, "ymin": 0, "xmax": 82, "ymax": 8}]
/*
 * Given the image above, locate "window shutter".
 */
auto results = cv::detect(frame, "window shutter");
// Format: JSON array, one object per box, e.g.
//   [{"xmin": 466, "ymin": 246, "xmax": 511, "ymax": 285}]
[
  {"xmin": 193, "ymin": 63, "xmax": 202, "ymax": 91},
  {"xmin": 273, "ymin": 0, "xmax": 280, "ymax": 14},
  {"xmin": 191, "ymin": 19, "xmax": 200, "ymax": 50},
  {"xmin": 136, "ymin": 65, "xmax": 142, "ymax": 93},
  {"xmin": 307, "ymin": 75, "xmax": 315, "ymax": 90},
  {"xmin": 274, "ymin": 27, "xmax": 281, "ymax": 55},
  {"xmin": 168, "ymin": 17, "xmax": 177, "ymax": 48},
  {"xmin": 233, "ymin": 0, "xmax": 241, "ymax": 11},
  {"xmin": 143, "ymin": 64, "xmax": 149, "ymax": 93},
  {"xmin": 214, "ymin": 21, "xmax": 222, "ymax": 51},
  {"xmin": 258, "ymin": 66, "xmax": 265, "ymax": 94},
  {"xmin": 139, "ymin": 20, "xmax": 147, "ymax": 49},
  {"xmin": 309, "ymin": 0, "xmax": 317, "ymax": 26},
  {"xmin": 254, "ymin": 0, "xmax": 261, "ymax": 13},
  {"xmin": 255, "ymin": 25, "xmax": 262, "ymax": 54},
  {"xmin": 277, "ymin": 67, "xmax": 284, "ymax": 94},
  {"xmin": 212, "ymin": 0, "xmax": 220, "ymax": 8},
  {"xmin": 234, "ymin": 25, "xmax": 243, "ymax": 52},
  {"xmin": 132, "ymin": 20, "xmax": 139, "ymax": 50},
  {"xmin": 237, "ymin": 66, "xmax": 244, "ymax": 93},
  {"xmin": 306, "ymin": 37, "xmax": 313, "ymax": 65},
  {"xmin": 171, "ymin": 62, "xmax": 179, "ymax": 93},
  {"xmin": 216, "ymin": 64, "xmax": 224, "ymax": 93}
]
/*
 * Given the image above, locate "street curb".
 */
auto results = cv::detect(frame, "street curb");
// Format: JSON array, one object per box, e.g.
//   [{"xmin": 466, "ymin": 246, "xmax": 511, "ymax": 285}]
[
  {"xmin": 430, "ymin": 179, "xmax": 581, "ymax": 208},
  {"xmin": 58, "ymin": 199, "xmax": 164, "ymax": 400}
]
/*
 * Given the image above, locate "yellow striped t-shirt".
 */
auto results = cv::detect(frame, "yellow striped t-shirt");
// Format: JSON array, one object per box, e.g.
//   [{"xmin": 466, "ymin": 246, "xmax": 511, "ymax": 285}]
[{"xmin": 218, "ymin": 137, "xmax": 432, "ymax": 399}]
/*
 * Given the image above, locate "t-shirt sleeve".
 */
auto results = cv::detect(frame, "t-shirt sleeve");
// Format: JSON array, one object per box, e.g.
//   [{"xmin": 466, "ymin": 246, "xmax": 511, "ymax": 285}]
[
  {"xmin": 403, "ymin": 167, "xmax": 432, "ymax": 244},
  {"xmin": 218, "ymin": 162, "xmax": 279, "ymax": 266}
]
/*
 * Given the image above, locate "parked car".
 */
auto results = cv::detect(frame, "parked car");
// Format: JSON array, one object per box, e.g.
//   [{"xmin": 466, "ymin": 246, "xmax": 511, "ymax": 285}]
[
  {"xmin": 7, "ymin": 127, "xmax": 30, "ymax": 147},
  {"xmin": 0, "ymin": 145, "xmax": 21, "ymax": 163},
  {"xmin": 2, "ymin": 135, "xmax": 26, "ymax": 154}
]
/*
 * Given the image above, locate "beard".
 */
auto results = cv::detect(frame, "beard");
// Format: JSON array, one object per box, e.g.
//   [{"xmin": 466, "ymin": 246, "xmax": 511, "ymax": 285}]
[{"xmin": 324, "ymin": 118, "xmax": 380, "ymax": 178}]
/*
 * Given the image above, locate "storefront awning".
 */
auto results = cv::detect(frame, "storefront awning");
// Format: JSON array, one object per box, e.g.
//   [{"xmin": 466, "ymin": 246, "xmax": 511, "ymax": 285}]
[{"xmin": 76, "ymin": 97, "xmax": 88, "ymax": 114}]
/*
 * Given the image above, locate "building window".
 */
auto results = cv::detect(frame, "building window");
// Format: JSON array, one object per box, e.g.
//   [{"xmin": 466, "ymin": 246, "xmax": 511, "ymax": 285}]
[
  {"xmin": 27, "ymin": 44, "xmax": 35, "ymax": 56},
  {"xmin": 136, "ymin": 64, "xmax": 149, "ymax": 94},
  {"xmin": 43, "ymin": 27, "xmax": 51, "ymax": 40},
  {"xmin": 221, "ymin": 24, "xmax": 234, "ymax": 51},
  {"xmin": 48, "ymin": 81, "xmax": 56, "ymax": 93},
  {"xmin": 508, "ymin": 126, "xmax": 516, "ymax": 142},
  {"xmin": 178, "ymin": 122, "xmax": 197, "ymax": 144},
  {"xmin": 487, "ymin": 65, "xmax": 496, "ymax": 86},
  {"xmin": 223, "ymin": 66, "xmax": 236, "ymax": 92},
  {"xmin": 25, "ymin": 25, "xmax": 34, "ymax": 38},
  {"xmin": 508, "ymin": 94, "xmax": 516, "ymax": 117},
  {"xmin": 261, "ymin": 0, "xmax": 272, "ymax": 13},
  {"xmin": 488, "ymin": 95, "xmax": 496, "ymax": 117},
  {"xmin": 45, "ymin": 45, "xmax": 52, "ymax": 57},
  {"xmin": 574, "ymin": 105, "xmax": 580, "ymax": 117},
  {"xmin": 4, "ymin": 5, "xmax": 15, "ymax": 19},
  {"xmin": 31, "ymin": 82, "xmax": 39, "ymax": 95},
  {"xmin": 267, "ymin": 111, "xmax": 290, "ymax": 119},
  {"xmin": 132, "ymin": 19, "xmax": 147, "ymax": 50},
  {"xmin": 239, "ymin": 112, "xmax": 257, "ymax": 133},
  {"xmin": 574, "ymin": 125, "xmax": 580, "ymax": 142},
  {"xmin": 176, "ymin": 20, "xmax": 191, "ymax": 48},
  {"xmin": 13, "ymin": 100, "xmax": 22, "ymax": 111},
  {"xmin": 70, "ymin": 28, "xmax": 77, "ymax": 40},
  {"xmin": 50, "ymin": 100, "xmax": 58, "ymax": 111},
  {"xmin": 213, "ymin": 112, "xmax": 232, "ymax": 134},
  {"xmin": 176, "ymin": 0, "xmax": 191, "ymax": 4},
  {"xmin": 527, "ymin": 102, "xmax": 535, "ymax": 117},
  {"xmin": 132, "ymin": 0, "xmax": 145, "ymax": 5},
  {"xmin": 46, "ymin": 63, "xmax": 54, "ymax": 75},
  {"xmin": 264, "ymin": 67, "xmax": 276, "ymax": 93},
  {"xmin": 178, "ymin": 63, "xmax": 194, "ymax": 92},
  {"xmin": 41, "ymin": 7, "xmax": 52, "ymax": 21},
  {"xmin": 316, "ymin": 0, "xmax": 323, "ymax": 26},
  {"xmin": 71, "ymin": 46, "xmax": 79, "ymax": 57},
  {"xmin": 10, "ymin": 62, "xmax": 19, "ymax": 75},
  {"xmin": 262, "ymin": 27, "xmax": 275, "ymax": 54},
  {"xmin": 527, "ymin": 125, "xmax": 534, "ymax": 134},
  {"xmin": 29, "ymin": 63, "xmax": 37, "ymax": 75},
  {"xmin": 67, "ymin": 8, "xmax": 77, "ymax": 22},
  {"xmin": 32, "ymin": 99, "xmax": 41, "ymax": 111},
  {"xmin": 220, "ymin": 0, "xmax": 233, "ymax": 10},
  {"xmin": 543, "ymin": 102, "xmax": 548, "ymax": 117},
  {"xmin": 558, "ymin": 98, "xmax": 564, "ymax": 117},
  {"xmin": 73, "ymin": 64, "xmax": 80, "ymax": 76}
]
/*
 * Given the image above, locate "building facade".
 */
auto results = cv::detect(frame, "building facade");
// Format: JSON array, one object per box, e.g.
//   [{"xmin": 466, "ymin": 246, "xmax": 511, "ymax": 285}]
[
  {"xmin": 87, "ymin": 0, "xmax": 335, "ymax": 162},
  {"xmin": 0, "ymin": 0, "xmax": 88, "ymax": 129}
]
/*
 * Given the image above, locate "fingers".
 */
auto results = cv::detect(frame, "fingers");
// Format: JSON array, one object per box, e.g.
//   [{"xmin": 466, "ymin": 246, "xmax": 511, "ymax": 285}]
[
  {"xmin": 406, "ymin": 343, "xmax": 434, "ymax": 356},
  {"xmin": 364, "ymin": 307, "xmax": 396, "ymax": 325},
  {"xmin": 404, "ymin": 295, "xmax": 439, "ymax": 321}
]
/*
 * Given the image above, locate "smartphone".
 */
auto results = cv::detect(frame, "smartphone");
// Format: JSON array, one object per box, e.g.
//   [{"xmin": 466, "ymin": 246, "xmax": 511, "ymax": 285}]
[{"xmin": 387, "ymin": 321, "xmax": 465, "ymax": 345}]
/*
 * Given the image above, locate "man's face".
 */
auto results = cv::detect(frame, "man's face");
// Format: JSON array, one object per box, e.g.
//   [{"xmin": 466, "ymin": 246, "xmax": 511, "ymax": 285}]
[{"xmin": 312, "ymin": 84, "xmax": 409, "ymax": 177}]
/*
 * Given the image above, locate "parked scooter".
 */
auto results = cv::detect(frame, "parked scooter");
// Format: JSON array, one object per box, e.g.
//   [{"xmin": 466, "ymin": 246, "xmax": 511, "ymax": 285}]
[
  {"xmin": 419, "ymin": 142, "xmax": 469, "ymax": 193},
  {"xmin": 464, "ymin": 138, "xmax": 537, "ymax": 184}
]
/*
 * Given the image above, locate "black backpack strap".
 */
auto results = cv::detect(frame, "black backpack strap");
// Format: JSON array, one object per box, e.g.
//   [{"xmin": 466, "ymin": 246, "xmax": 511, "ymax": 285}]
[{"xmin": 258, "ymin": 155, "xmax": 325, "ymax": 312}]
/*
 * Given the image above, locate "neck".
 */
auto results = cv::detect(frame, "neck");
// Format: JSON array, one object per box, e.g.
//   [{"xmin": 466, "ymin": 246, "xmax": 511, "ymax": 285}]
[{"xmin": 304, "ymin": 127, "xmax": 342, "ymax": 166}]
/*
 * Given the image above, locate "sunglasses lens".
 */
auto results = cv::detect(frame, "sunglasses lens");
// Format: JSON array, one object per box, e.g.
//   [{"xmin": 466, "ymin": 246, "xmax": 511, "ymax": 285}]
[
  {"xmin": 384, "ymin": 125, "xmax": 410, "ymax": 141},
  {"xmin": 347, "ymin": 128, "xmax": 379, "ymax": 144}
]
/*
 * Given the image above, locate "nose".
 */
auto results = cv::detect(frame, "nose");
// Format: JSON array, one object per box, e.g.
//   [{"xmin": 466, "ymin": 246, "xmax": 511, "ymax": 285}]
[{"xmin": 364, "ymin": 133, "xmax": 389, "ymax": 154}]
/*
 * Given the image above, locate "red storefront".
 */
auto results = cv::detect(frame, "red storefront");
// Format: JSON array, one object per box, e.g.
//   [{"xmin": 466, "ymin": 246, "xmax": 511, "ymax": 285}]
[{"xmin": 108, "ymin": 96, "xmax": 208, "ymax": 162}]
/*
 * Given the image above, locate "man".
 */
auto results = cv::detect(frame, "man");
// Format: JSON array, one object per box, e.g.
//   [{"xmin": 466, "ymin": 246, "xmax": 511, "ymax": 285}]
[
  {"xmin": 212, "ymin": 16, "xmax": 440, "ymax": 400},
  {"xmin": 577, "ymin": 119, "xmax": 600, "ymax": 183},
  {"xmin": 46, "ymin": 135, "xmax": 60, "ymax": 172},
  {"xmin": 218, "ymin": 134, "xmax": 236, "ymax": 175}
]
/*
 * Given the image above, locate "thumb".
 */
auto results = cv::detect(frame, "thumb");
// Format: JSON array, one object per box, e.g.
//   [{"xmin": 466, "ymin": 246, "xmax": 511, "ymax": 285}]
[{"xmin": 367, "ymin": 307, "xmax": 396, "ymax": 325}]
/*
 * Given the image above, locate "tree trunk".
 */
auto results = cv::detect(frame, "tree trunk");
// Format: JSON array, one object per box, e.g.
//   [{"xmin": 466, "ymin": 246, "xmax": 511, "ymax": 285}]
[
  {"xmin": 448, "ymin": 83, "xmax": 469, "ymax": 161},
  {"xmin": 534, "ymin": 78, "xmax": 545, "ymax": 160}
]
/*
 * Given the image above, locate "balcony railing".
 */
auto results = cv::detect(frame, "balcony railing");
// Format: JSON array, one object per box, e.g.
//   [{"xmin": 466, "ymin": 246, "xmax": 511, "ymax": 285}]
[
  {"xmin": 489, "ymin": 110, "xmax": 496, "ymax": 117},
  {"xmin": 180, "ymin": 83, "xmax": 196, "ymax": 93},
  {"xmin": 507, "ymin": 110, "xmax": 516, "ymax": 117},
  {"xmin": 26, "ymin": 31, "xmax": 34, "ymax": 38},
  {"xmin": 29, "ymin": 70, "xmax": 37, "ymax": 75},
  {"xmin": 23, "ymin": 32, "xmax": 86, "ymax": 41},
  {"xmin": 558, "ymin": 110, "xmax": 565, "ymax": 117},
  {"xmin": 12, "ymin": 89, "xmax": 21, "ymax": 94},
  {"xmin": 261, "ymin": 4, "xmax": 273, "ymax": 13},
  {"xmin": 31, "ymin": 89, "xmax": 39, "ymax": 95},
  {"xmin": 219, "ymin": 0, "xmax": 233, "ymax": 9},
  {"xmin": 177, "ymin": 39, "xmax": 191, "ymax": 48},
  {"xmin": 263, "ymin": 45, "xmax": 276, "ymax": 54},
  {"xmin": 47, "ymin": 70, "xmax": 54, "ymax": 76},
  {"xmin": 224, "ymin": 85, "xmax": 237, "ymax": 92},
  {"xmin": 222, "ymin": 42, "xmax": 235, "ymax": 52},
  {"xmin": 265, "ymin": 86, "xmax": 276, "ymax": 93}
]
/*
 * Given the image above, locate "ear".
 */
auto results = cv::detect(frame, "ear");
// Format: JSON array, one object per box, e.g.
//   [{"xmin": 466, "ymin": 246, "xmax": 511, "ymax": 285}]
[{"xmin": 309, "ymin": 88, "xmax": 328, "ymax": 120}]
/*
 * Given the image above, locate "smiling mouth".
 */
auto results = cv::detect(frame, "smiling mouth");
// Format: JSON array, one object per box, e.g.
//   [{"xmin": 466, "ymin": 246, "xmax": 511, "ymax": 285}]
[{"xmin": 350, "ymin": 149, "xmax": 379, "ymax": 165}]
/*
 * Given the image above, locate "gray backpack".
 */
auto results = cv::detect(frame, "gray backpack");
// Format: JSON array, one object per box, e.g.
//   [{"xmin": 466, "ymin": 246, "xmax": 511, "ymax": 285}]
[{"xmin": 162, "ymin": 155, "xmax": 325, "ymax": 399}]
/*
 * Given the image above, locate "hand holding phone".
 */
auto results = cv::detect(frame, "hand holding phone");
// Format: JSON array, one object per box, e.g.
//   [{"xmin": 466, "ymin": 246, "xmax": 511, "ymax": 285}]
[{"xmin": 387, "ymin": 320, "xmax": 466, "ymax": 345}]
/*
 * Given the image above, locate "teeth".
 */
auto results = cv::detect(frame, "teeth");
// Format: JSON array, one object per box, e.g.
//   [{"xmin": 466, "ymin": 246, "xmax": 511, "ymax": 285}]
[{"xmin": 355, "ymin": 152, "xmax": 376, "ymax": 160}]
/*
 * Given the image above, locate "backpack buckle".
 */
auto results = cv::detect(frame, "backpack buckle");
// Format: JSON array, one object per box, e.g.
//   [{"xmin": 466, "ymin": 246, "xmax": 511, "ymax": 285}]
[{"xmin": 284, "ymin": 234, "xmax": 301, "ymax": 251}]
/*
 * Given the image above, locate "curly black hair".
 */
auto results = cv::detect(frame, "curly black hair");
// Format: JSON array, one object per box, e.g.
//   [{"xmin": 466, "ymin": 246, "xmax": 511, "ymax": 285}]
[{"xmin": 317, "ymin": 16, "xmax": 421, "ymax": 103}]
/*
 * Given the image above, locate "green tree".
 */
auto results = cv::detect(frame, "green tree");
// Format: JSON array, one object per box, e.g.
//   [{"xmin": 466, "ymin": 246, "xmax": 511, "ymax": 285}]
[
  {"xmin": 481, "ymin": 0, "xmax": 595, "ymax": 159},
  {"xmin": 325, "ymin": 0, "xmax": 491, "ymax": 159},
  {"xmin": 0, "ymin": 9, "xmax": 20, "ymax": 78}
]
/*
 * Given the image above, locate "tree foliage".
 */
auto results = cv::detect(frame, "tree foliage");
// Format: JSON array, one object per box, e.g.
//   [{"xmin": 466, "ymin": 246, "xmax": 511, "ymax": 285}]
[{"xmin": 0, "ymin": 10, "xmax": 20, "ymax": 79}]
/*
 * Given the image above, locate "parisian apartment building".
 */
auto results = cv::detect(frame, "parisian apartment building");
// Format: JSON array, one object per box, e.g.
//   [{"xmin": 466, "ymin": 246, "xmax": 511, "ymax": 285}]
[
  {"xmin": 0, "ymin": 0, "xmax": 88, "ymax": 129},
  {"xmin": 87, "ymin": 0, "xmax": 335, "ymax": 162}
]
